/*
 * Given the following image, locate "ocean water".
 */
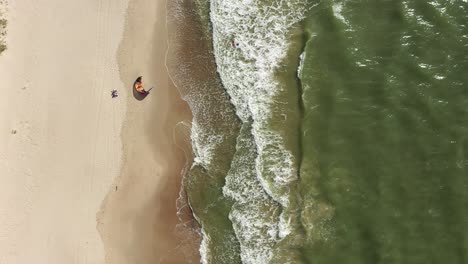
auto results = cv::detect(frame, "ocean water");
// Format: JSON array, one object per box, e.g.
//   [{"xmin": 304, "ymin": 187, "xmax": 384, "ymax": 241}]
[{"xmin": 168, "ymin": 0, "xmax": 468, "ymax": 263}]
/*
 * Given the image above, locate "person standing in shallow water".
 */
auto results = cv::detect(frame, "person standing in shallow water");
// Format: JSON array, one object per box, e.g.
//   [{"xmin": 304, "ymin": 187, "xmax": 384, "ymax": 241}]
[{"xmin": 231, "ymin": 39, "xmax": 239, "ymax": 48}]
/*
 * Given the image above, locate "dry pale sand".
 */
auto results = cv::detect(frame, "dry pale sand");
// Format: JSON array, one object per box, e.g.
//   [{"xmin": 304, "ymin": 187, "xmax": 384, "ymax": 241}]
[
  {"xmin": 0, "ymin": 0, "xmax": 196, "ymax": 263},
  {"xmin": 0, "ymin": 0, "xmax": 128, "ymax": 263}
]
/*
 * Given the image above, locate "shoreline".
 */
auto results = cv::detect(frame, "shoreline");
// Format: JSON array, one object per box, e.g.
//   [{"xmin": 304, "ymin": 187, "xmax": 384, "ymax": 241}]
[
  {"xmin": 97, "ymin": 0, "xmax": 199, "ymax": 263},
  {"xmin": 0, "ymin": 0, "xmax": 199, "ymax": 263}
]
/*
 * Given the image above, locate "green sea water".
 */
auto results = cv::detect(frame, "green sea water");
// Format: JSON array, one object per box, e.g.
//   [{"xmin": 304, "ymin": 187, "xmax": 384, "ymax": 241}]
[
  {"xmin": 299, "ymin": 1, "xmax": 468, "ymax": 263},
  {"xmin": 168, "ymin": 0, "xmax": 468, "ymax": 263}
]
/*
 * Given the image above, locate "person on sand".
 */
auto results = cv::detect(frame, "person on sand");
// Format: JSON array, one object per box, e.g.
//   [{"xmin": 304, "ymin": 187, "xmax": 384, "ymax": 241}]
[
  {"xmin": 134, "ymin": 76, "xmax": 148, "ymax": 95},
  {"xmin": 135, "ymin": 82, "xmax": 144, "ymax": 92},
  {"xmin": 111, "ymin": 89, "xmax": 118, "ymax": 98}
]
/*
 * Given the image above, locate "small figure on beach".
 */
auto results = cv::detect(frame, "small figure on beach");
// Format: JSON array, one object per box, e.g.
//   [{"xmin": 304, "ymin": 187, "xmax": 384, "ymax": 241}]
[
  {"xmin": 134, "ymin": 76, "xmax": 153, "ymax": 95},
  {"xmin": 111, "ymin": 89, "xmax": 118, "ymax": 98}
]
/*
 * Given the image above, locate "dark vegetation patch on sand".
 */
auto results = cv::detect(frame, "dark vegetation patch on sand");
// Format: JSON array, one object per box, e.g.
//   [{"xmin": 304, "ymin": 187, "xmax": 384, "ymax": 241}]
[
  {"xmin": 0, "ymin": 17, "xmax": 6, "ymax": 53},
  {"xmin": 0, "ymin": 0, "xmax": 6, "ymax": 53}
]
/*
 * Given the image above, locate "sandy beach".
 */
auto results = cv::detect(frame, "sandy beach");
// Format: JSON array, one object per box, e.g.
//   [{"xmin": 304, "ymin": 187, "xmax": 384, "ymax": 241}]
[
  {"xmin": 0, "ymin": 0, "xmax": 195, "ymax": 263},
  {"xmin": 97, "ymin": 0, "xmax": 198, "ymax": 263}
]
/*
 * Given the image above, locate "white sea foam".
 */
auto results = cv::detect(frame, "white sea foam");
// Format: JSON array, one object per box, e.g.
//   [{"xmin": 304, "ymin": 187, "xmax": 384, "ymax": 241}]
[
  {"xmin": 223, "ymin": 124, "xmax": 280, "ymax": 264},
  {"xmin": 211, "ymin": 0, "xmax": 308, "ymax": 201},
  {"xmin": 211, "ymin": 0, "xmax": 309, "ymax": 262},
  {"xmin": 278, "ymin": 211, "xmax": 293, "ymax": 238},
  {"xmin": 190, "ymin": 119, "xmax": 224, "ymax": 169},
  {"xmin": 199, "ymin": 228, "xmax": 211, "ymax": 264},
  {"xmin": 298, "ymin": 52, "xmax": 305, "ymax": 79},
  {"xmin": 229, "ymin": 203, "xmax": 279, "ymax": 264},
  {"xmin": 332, "ymin": 3, "xmax": 348, "ymax": 25}
]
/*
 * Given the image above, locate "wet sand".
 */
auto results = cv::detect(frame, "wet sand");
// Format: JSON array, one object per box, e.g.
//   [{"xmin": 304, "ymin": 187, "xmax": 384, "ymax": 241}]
[{"xmin": 97, "ymin": 0, "xmax": 199, "ymax": 263}]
